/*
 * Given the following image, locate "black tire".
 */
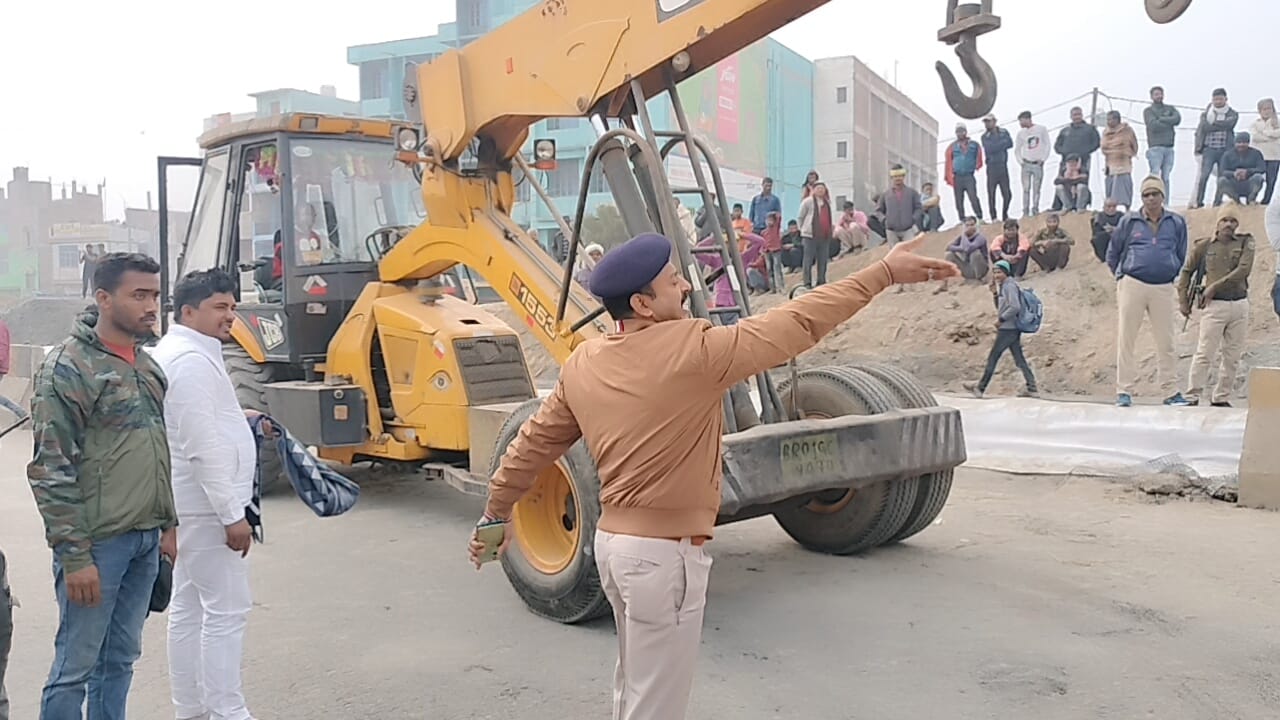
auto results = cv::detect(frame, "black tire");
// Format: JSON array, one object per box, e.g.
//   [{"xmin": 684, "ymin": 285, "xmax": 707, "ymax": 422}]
[
  {"xmin": 489, "ymin": 398, "xmax": 610, "ymax": 624},
  {"xmin": 838, "ymin": 362, "xmax": 955, "ymax": 544},
  {"xmin": 772, "ymin": 367, "xmax": 919, "ymax": 555},
  {"xmin": 224, "ymin": 346, "xmax": 288, "ymax": 495}
]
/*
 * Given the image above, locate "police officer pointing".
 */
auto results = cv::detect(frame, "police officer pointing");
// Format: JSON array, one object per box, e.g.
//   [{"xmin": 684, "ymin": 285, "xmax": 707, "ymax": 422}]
[{"xmin": 469, "ymin": 232, "xmax": 958, "ymax": 720}]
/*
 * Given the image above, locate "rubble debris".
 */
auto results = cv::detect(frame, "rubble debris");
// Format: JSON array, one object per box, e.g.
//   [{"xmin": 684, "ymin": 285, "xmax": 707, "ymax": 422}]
[{"xmin": 1132, "ymin": 454, "xmax": 1239, "ymax": 502}]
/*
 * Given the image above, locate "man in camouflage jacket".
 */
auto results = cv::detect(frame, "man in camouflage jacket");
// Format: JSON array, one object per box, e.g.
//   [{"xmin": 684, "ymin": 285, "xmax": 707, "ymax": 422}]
[{"xmin": 26, "ymin": 253, "xmax": 177, "ymax": 720}]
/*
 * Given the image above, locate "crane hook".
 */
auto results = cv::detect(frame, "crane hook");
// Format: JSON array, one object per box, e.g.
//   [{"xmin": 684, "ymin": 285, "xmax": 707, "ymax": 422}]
[
  {"xmin": 935, "ymin": 1, "xmax": 1002, "ymax": 119},
  {"xmin": 936, "ymin": 38, "xmax": 998, "ymax": 120},
  {"xmin": 1145, "ymin": 0, "xmax": 1193, "ymax": 23}
]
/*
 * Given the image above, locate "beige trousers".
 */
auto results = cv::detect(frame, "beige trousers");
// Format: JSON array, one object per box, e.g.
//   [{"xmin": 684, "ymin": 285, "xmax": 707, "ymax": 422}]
[
  {"xmin": 1116, "ymin": 276, "xmax": 1177, "ymax": 396},
  {"xmin": 1187, "ymin": 298, "xmax": 1249, "ymax": 404},
  {"xmin": 594, "ymin": 530, "xmax": 713, "ymax": 720},
  {"xmin": 835, "ymin": 226, "xmax": 868, "ymax": 253}
]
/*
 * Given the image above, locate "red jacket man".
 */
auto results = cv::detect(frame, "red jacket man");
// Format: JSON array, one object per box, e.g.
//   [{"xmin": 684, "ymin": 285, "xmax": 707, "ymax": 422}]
[
  {"xmin": 0, "ymin": 318, "xmax": 10, "ymax": 376},
  {"xmin": 0, "ymin": 318, "xmax": 29, "ymax": 422}
]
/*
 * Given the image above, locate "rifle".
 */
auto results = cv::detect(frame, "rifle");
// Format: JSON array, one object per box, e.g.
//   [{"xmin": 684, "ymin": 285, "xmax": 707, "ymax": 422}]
[
  {"xmin": 0, "ymin": 413, "xmax": 29, "ymax": 441},
  {"xmin": 1183, "ymin": 251, "xmax": 1207, "ymax": 332}
]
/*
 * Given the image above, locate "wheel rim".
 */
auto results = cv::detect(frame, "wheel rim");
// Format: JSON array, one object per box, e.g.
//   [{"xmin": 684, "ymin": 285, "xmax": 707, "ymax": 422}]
[
  {"xmin": 512, "ymin": 461, "xmax": 581, "ymax": 574},
  {"xmin": 795, "ymin": 408, "xmax": 855, "ymax": 513}
]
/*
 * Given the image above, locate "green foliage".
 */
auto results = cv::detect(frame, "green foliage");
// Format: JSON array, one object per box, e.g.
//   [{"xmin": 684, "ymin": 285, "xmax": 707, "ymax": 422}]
[{"xmin": 578, "ymin": 205, "xmax": 630, "ymax": 250}]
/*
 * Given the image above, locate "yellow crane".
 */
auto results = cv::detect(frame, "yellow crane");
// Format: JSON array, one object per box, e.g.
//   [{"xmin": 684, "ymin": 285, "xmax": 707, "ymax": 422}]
[{"xmin": 159, "ymin": 0, "xmax": 1194, "ymax": 622}]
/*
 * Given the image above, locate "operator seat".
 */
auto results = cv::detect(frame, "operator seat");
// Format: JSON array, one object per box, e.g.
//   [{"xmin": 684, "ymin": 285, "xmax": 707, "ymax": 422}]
[{"xmin": 255, "ymin": 231, "xmax": 284, "ymax": 303}]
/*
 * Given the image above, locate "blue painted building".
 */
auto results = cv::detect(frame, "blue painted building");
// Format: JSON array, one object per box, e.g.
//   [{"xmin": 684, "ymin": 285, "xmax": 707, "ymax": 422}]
[{"xmin": 347, "ymin": 1, "xmax": 815, "ymax": 246}]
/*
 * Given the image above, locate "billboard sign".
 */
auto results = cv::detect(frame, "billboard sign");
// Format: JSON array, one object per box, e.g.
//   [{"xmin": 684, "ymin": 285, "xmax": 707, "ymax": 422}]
[{"xmin": 669, "ymin": 41, "xmax": 767, "ymax": 179}]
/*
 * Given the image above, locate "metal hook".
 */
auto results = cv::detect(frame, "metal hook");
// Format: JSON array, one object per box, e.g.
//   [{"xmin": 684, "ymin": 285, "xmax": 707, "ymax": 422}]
[
  {"xmin": 1145, "ymin": 0, "xmax": 1192, "ymax": 23},
  {"xmin": 936, "ymin": 38, "xmax": 998, "ymax": 120}
]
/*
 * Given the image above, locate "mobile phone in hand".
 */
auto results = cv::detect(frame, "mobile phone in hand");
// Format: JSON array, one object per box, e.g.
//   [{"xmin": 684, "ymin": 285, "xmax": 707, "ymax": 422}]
[{"xmin": 475, "ymin": 521, "xmax": 506, "ymax": 564}]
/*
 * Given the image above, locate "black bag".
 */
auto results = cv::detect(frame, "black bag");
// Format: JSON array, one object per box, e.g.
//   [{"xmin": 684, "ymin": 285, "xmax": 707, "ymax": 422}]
[{"xmin": 149, "ymin": 555, "xmax": 173, "ymax": 614}]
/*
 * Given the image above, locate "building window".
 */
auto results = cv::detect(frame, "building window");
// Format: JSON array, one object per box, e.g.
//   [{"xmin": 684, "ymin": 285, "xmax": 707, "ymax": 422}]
[
  {"xmin": 588, "ymin": 163, "xmax": 608, "ymax": 194},
  {"xmin": 359, "ymin": 61, "xmax": 388, "ymax": 101},
  {"xmin": 547, "ymin": 159, "xmax": 582, "ymax": 197},
  {"xmin": 836, "ymin": 86, "xmax": 848, "ymax": 104},
  {"xmin": 58, "ymin": 244, "xmax": 81, "ymax": 269},
  {"xmin": 836, "ymin": 141, "xmax": 848, "ymax": 159},
  {"xmin": 459, "ymin": 0, "xmax": 485, "ymax": 34},
  {"xmin": 835, "ymin": 195, "xmax": 848, "ymax": 207},
  {"xmin": 546, "ymin": 118, "xmax": 579, "ymax": 131}
]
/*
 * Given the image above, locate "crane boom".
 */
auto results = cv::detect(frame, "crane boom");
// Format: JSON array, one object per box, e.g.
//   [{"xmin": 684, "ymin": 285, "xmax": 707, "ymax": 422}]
[{"xmin": 416, "ymin": 0, "xmax": 831, "ymax": 162}]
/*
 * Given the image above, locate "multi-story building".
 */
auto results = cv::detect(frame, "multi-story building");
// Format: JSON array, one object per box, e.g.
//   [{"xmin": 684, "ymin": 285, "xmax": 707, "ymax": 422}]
[
  {"xmin": 812, "ymin": 56, "xmax": 939, "ymax": 212},
  {"xmin": 0, "ymin": 168, "xmax": 46, "ymax": 297},
  {"xmin": 347, "ymin": 0, "xmax": 816, "ymax": 252},
  {"xmin": 2, "ymin": 169, "xmax": 110, "ymax": 296},
  {"xmin": 0, "ymin": 168, "xmax": 170, "ymax": 297}
]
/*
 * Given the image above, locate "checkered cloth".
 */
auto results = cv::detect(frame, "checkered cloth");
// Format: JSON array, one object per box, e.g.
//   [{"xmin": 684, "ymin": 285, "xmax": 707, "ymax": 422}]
[{"xmin": 249, "ymin": 414, "xmax": 360, "ymax": 538}]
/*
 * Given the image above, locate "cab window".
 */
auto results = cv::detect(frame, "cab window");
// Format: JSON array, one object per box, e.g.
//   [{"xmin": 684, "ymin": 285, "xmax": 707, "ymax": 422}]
[
  {"xmin": 238, "ymin": 144, "xmax": 283, "ymax": 270},
  {"xmin": 237, "ymin": 143, "xmax": 284, "ymax": 301},
  {"xmin": 177, "ymin": 149, "xmax": 229, "ymax": 277},
  {"xmin": 287, "ymin": 137, "xmax": 425, "ymax": 268}
]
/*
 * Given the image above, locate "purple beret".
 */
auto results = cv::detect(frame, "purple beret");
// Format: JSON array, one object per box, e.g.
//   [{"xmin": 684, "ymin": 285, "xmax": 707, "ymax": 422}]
[{"xmin": 588, "ymin": 233, "xmax": 672, "ymax": 298}]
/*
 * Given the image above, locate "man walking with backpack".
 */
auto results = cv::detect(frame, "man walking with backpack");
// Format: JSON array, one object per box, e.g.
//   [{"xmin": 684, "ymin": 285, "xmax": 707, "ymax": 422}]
[
  {"xmin": 1106, "ymin": 176, "xmax": 1190, "ymax": 407},
  {"xmin": 964, "ymin": 259, "xmax": 1039, "ymax": 398}
]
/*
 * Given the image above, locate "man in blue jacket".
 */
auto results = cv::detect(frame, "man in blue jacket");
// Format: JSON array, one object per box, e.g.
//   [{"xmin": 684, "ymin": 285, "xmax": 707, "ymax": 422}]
[
  {"xmin": 748, "ymin": 177, "xmax": 782, "ymax": 234},
  {"xmin": 981, "ymin": 114, "xmax": 1014, "ymax": 222},
  {"xmin": 946, "ymin": 123, "xmax": 984, "ymax": 223},
  {"xmin": 1106, "ymin": 176, "xmax": 1190, "ymax": 407}
]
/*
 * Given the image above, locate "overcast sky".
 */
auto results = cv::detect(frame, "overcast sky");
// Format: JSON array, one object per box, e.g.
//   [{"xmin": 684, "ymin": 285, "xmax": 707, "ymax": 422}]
[{"xmin": 2, "ymin": 0, "xmax": 1275, "ymax": 219}]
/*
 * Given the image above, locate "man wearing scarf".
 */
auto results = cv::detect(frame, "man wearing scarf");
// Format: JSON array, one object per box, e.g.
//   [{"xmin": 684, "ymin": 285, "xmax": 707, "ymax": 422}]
[{"xmin": 1193, "ymin": 88, "xmax": 1240, "ymax": 208}]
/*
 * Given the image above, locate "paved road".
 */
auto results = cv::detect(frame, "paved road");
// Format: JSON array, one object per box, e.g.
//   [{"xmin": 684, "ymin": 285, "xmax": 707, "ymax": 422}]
[{"xmin": 2, "ymin": 431, "xmax": 1278, "ymax": 719}]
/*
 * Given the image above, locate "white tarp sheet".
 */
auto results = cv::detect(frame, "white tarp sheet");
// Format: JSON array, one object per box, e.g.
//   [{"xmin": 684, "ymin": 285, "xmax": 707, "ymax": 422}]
[
  {"xmin": 934, "ymin": 395, "xmax": 1246, "ymax": 479},
  {"xmin": 743, "ymin": 389, "xmax": 1246, "ymax": 480}
]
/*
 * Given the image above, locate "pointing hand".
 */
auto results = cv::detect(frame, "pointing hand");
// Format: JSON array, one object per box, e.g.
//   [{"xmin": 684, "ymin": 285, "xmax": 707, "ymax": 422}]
[{"xmin": 883, "ymin": 233, "xmax": 962, "ymax": 285}]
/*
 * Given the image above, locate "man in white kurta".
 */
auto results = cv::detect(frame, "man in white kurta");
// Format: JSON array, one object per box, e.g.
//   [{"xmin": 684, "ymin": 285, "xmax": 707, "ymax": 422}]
[{"xmin": 151, "ymin": 269, "xmax": 259, "ymax": 720}]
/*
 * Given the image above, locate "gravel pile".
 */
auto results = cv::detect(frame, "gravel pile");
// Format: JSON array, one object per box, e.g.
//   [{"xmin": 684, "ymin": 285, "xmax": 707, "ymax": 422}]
[{"xmin": 4, "ymin": 297, "xmax": 95, "ymax": 346}]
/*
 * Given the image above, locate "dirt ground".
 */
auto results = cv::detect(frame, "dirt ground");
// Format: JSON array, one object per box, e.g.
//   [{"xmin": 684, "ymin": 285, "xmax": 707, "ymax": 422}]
[
  {"xmin": 787, "ymin": 204, "xmax": 1279, "ymax": 399},
  {"xmin": 3, "ymin": 426, "xmax": 1278, "ymax": 719}
]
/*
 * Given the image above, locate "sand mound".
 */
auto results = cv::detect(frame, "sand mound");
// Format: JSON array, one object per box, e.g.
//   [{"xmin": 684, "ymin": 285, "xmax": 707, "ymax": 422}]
[
  {"xmin": 504, "ymin": 204, "xmax": 1278, "ymax": 399},
  {"xmin": 4, "ymin": 296, "xmax": 95, "ymax": 346},
  {"xmin": 754, "ymin": 205, "xmax": 1279, "ymax": 399}
]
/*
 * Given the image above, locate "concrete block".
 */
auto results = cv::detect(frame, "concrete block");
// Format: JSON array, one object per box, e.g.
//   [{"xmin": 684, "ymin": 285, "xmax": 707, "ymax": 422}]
[
  {"xmin": 10, "ymin": 344, "xmax": 50, "ymax": 379},
  {"xmin": 0, "ymin": 375, "xmax": 31, "ymax": 413},
  {"xmin": 468, "ymin": 402, "xmax": 525, "ymax": 475},
  {"xmin": 1237, "ymin": 367, "xmax": 1280, "ymax": 511}
]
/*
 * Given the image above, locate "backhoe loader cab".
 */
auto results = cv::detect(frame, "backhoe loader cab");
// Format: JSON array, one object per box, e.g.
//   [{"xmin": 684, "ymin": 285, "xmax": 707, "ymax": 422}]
[
  {"xmin": 177, "ymin": 115, "xmax": 427, "ymax": 365},
  {"xmin": 164, "ymin": 114, "xmax": 527, "ymax": 494}
]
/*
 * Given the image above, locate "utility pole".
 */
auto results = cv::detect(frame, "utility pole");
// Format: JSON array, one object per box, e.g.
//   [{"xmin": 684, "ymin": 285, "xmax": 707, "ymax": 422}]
[{"xmin": 1090, "ymin": 87, "xmax": 1100, "ymax": 203}]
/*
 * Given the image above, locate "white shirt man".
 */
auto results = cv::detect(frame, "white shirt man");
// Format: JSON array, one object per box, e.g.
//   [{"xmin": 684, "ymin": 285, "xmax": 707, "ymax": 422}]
[
  {"xmin": 151, "ymin": 269, "xmax": 259, "ymax": 720},
  {"xmin": 1015, "ymin": 111, "xmax": 1053, "ymax": 216}
]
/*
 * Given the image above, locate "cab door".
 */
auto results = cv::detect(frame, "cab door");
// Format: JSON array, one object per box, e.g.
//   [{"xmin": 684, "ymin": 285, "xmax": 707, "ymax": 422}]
[
  {"xmin": 158, "ymin": 154, "xmax": 213, "ymax": 335},
  {"xmin": 224, "ymin": 139, "xmax": 291, "ymax": 362}
]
